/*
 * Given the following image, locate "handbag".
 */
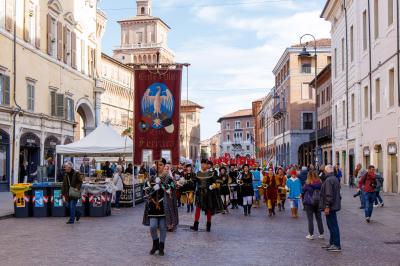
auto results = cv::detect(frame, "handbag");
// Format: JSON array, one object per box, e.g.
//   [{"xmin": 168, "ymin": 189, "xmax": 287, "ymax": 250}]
[{"xmin": 67, "ymin": 175, "xmax": 81, "ymax": 198}]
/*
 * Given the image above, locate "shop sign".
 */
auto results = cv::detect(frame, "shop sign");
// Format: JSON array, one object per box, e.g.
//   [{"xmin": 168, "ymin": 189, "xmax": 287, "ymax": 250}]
[
  {"xmin": 363, "ymin": 147, "xmax": 370, "ymax": 156},
  {"xmin": 35, "ymin": 190, "xmax": 44, "ymax": 207},
  {"xmin": 388, "ymin": 144, "xmax": 397, "ymax": 155}
]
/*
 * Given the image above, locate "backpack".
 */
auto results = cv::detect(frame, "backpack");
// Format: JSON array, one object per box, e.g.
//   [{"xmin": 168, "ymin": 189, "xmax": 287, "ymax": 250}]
[{"xmin": 312, "ymin": 189, "xmax": 321, "ymax": 206}]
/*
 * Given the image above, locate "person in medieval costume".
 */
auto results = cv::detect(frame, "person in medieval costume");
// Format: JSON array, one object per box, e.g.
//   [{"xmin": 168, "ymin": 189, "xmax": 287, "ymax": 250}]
[
  {"xmin": 228, "ymin": 165, "xmax": 239, "ymax": 209},
  {"xmin": 178, "ymin": 164, "xmax": 196, "ymax": 213},
  {"xmin": 252, "ymin": 167, "xmax": 263, "ymax": 208},
  {"xmin": 275, "ymin": 167, "xmax": 287, "ymax": 211},
  {"xmin": 262, "ymin": 167, "xmax": 278, "ymax": 217},
  {"xmin": 142, "ymin": 158, "xmax": 178, "ymax": 256},
  {"xmin": 190, "ymin": 159, "xmax": 224, "ymax": 232},
  {"xmin": 239, "ymin": 164, "xmax": 254, "ymax": 216},
  {"xmin": 286, "ymin": 168, "xmax": 302, "ymax": 218},
  {"xmin": 173, "ymin": 164, "xmax": 185, "ymax": 208},
  {"xmin": 217, "ymin": 166, "xmax": 230, "ymax": 214},
  {"xmin": 163, "ymin": 164, "xmax": 179, "ymax": 231},
  {"xmin": 207, "ymin": 161, "xmax": 219, "ymax": 178}
]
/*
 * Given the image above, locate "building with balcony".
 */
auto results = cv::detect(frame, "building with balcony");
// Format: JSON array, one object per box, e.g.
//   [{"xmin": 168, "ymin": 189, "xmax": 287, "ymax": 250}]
[
  {"xmin": 322, "ymin": 0, "xmax": 399, "ymax": 192},
  {"xmin": 299, "ymin": 64, "xmax": 332, "ymax": 167},
  {"xmin": 272, "ymin": 39, "xmax": 331, "ymax": 167},
  {"xmin": 0, "ymin": 0, "xmax": 106, "ymax": 190},
  {"xmin": 218, "ymin": 109, "xmax": 255, "ymax": 158},
  {"xmin": 100, "ymin": 53, "xmax": 134, "ymax": 135},
  {"xmin": 252, "ymin": 97, "xmax": 265, "ymax": 162},
  {"xmin": 180, "ymin": 100, "xmax": 203, "ymax": 163},
  {"xmin": 112, "ymin": 0, "xmax": 175, "ymax": 64}
]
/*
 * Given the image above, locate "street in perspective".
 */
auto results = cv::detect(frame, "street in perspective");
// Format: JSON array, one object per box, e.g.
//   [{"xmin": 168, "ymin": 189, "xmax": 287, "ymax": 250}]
[{"xmin": 0, "ymin": 0, "xmax": 400, "ymax": 266}]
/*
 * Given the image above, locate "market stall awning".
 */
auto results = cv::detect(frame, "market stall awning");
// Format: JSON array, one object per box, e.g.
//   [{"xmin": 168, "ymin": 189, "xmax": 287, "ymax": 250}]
[{"xmin": 56, "ymin": 124, "xmax": 133, "ymax": 157}]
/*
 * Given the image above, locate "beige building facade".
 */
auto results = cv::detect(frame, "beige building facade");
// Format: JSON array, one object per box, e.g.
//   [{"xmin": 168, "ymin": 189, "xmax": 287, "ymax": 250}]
[
  {"xmin": 322, "ymin": 0, "xmax": 400, "ymax": 192},
  {"xmin": 112, "ymin": 0, "xmax": 175, "ymax": 65},
  {"xmin": 100, "ymin": 53, "xmax": 134, "ymax": 134},
  {"xmin": 272, "ymin": 40, "xmax": 331, "ymax": 167},
  {"xmin": 218, "ymin": 109, "xmax": 255, "ymax": 158},
  {"xmin": 180, "ymin": 100, "xmax": 203, "ymax": 163},
  {"xmin": 0, "ymin": 0, "xmax": 106, "ymax": 190}
]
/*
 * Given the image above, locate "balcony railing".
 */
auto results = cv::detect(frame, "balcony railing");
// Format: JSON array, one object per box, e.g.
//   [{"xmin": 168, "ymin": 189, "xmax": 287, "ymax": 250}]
[
  {"xmin": 116, "ymin": 42, "xmax": 166, "ymax": 49},
  {"xmin": 309, "ymin": 127, "xmax": 332, "ymax": 141},
  {"xmin": 272, "ymin": 104, "xmax": 286, "ymax": 119}
]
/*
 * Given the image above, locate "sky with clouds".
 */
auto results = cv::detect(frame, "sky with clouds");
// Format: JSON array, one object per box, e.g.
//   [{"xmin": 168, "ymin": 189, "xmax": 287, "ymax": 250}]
[{"xmin": 99, "ymin": 0, "xmax": 331, "ymax": 140}]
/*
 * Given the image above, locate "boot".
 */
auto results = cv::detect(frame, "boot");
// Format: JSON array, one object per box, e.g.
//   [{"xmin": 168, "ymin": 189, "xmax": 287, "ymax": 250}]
[
  {"xmin": 190, "ymin": 221, "xmax": 199, "ymax": 231},
  {"xmin": 291, "ymin": 208, "xmax": 295, "ymax": 218},
  {"xmin": 272, "ymin": 206, "xmax": 276, "ymax": 216},
  {"xmin": 159, "ymin": 242, "xmax": 165, "ymax": 256},
  {"xmin": 294, "ymin": 208, "xmax": 298, "ymax": 218},
  {"xmin": 187, "ymin": 204, "xmax": 190, "ymax": 213},
  {"xmin": 235, "ymin": 200, "xmax": 239, "ymax": 209},
  {"xmin": 248, "ymin": 205, "xmax": 252, "ymax": 216},
  {"xmin": 206, "ymin": 222, "xmax": 211, "ymax": 232},
  {"xmin": 257, "ymin": 200, "xmax": 261, "ymax": 208},
  {"xmin": 190, "ymin": 204, "xmax": 194, "ymax": 213},
  {"xmin": 278, "ymin": 203, "xmax": 282, "ymax": 212},
  {"xmin": 244, "ymin": 205, "xmax": 248, "ymax": 216},
  {"xmin": 282, "ymin": 200, "xmax": 286, "ymax": 210},
  {"xmin": 268, "ymin": 209, "xmax": 272, "ymax": 217},
  {"xmin": 149, "ymin": 239, "xmax": 159, "ymax": 255}
]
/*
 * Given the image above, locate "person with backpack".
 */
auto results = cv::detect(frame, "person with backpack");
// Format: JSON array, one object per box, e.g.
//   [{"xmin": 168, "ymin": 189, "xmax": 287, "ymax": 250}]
[
  {"xmin": 374, "ymin": 170, "xmax": 384, "ymax": 207},
  {"xmin": 358, "ymin": 165, "xmax": 377, "ymax": 223},
  {"xmin": 302, "ymin": 170, "xmax": 324, "ymax": 240}
]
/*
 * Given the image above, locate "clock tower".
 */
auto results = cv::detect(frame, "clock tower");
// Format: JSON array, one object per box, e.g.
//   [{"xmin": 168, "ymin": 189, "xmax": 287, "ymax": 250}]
[{"xmin": 113, "ymin": 0, "xmax": 175, "ymax": 64}]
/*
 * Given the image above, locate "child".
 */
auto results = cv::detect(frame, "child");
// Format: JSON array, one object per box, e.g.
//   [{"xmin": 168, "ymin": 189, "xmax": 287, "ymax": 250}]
[{"xmin": 286, "ymin": 168, "xmax": 302, "ymax": 218}]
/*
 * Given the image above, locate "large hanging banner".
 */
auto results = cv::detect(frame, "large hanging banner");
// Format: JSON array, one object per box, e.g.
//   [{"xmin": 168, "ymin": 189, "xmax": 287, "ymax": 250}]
[{"xmin": 134, "ymin": 69, "xmax": 182, "ymax": 165}]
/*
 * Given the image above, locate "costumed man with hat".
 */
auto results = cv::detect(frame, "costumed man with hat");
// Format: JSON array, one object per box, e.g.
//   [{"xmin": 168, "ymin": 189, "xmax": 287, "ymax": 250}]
[
  {"xmin": 228, "ymin": 164, "xmax": 239, "ymax": 209},
  {"xmin": 177, "ymin": 163, "xmax": 196, "ymax": 213},
  {"xmin": 239, "ymin": 164, "xmax": 254, "ymax": 216},
  {"xmin": 217, "ymin": 165, "xmax": 230, "ymax": 214},
  {"xmin": 143, "ymin": 158, "xmax": 178, "ymax": 256},
  {"xmin": 190, "ymin": 159, "xmax": 224, "ymax": 232},
  {"xmin": 275, "ymin": 167, "xmax": 287, "ymax": 211},
  {"xmin": 262, "ymin": 167, "xmax": 278, "ymax": 217}
]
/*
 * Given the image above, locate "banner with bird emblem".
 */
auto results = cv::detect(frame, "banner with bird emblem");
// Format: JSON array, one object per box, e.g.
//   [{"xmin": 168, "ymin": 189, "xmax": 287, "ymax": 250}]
[{"xmin": 134, "ymin": 69, "xmax": 182, "ymax": 165}]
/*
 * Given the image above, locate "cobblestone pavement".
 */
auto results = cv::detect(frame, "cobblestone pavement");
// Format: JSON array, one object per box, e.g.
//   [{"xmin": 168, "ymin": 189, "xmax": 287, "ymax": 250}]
[{"xmin": 1, "ymin": 187, "xmax": 400, "ymax": 266}]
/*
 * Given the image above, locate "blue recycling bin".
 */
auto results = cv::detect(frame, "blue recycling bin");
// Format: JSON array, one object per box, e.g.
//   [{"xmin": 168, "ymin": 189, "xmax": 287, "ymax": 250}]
[{"xmin": 31, "ymin": 183, "xmax": 52, "ymax": 217}]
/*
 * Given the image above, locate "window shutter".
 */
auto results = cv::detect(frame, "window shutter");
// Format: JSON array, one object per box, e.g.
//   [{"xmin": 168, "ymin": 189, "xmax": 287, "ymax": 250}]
[
  {"xmin": 5, "ymin": 0, "xmax": 13, "ymax": 32},
  {"xmin": 63, "ymin": 26, "xmax": 67, "ymax": 64},
  {"xmin": 64, "ymin": 96, "xmax": 68, "ymax": 120},
  {"xmin": 87, "ymin": 47, "xmax": 92, "ymax": 77},
  {"xmin": 81, "ymin": 40, "xmax": 85, "ymax": 74},
  {"xmin": 56, "ymin": 93, "xmax": 64, "ymax": 117},
  {"xmin": 50, "ymin": 91, "xmax": 56, "ymax": 116},
  {"xmin": 70, "ymin": 99, "xmax": 75, "ymax": 121},
  {"xmin": 35, "ymin": 5, "xmax": 40, "ymax": 49},
  {"xmin": 71, "ymin": 31, "xmax": 77, "ymax": 69},
  {"xmin": 47, "ymin": 14, "xmax": 52, "ymax": 55},
  {"xmin": 4, "ymin": 76, "xmax": 10, "ymax": 106},
  {"xmin": 57, "ymin": 21, "xmax": 63, "ymax": 61},
  {"xmin": 23, "ymin": 0, "xmax": 30, "ymax": 42}
]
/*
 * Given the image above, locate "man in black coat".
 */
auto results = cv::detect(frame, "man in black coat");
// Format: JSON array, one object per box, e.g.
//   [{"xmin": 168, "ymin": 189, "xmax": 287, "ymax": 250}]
[
  {"xmin": 320, "ymin": 165, "xmax": 341, "ymax": 252},
  {"xmin": 61, "ymin": 162, "xmax": 83, "ymax": 224}
]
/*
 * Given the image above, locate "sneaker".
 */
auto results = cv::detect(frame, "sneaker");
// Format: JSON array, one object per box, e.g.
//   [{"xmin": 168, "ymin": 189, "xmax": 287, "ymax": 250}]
[
  {"xmin": 366, "ymin": 217, "xmax": 371, "ymax": 223},
  {"xmin": 321, "ymin": 244, "xmax": 332, "ymax": 249},
  {"xmin": 327, "ymin": 245, "xmax": 342, "ymax": 252},
  {"xmin": 380, "ymin": 203, "xmax": 384, "ymax": 207},
  {"xmin": 306, "ymin": 235, "xmax": 314, "ymax": 240},
  {"xmin": 318, "ymin": 234, "xmax": 325, "ymax": 239},
  {"xmin": 373, "ymin": 204, "xmax": 379, "ymax": 207},
  {"xmin": 66, "ymin": 221, "xmax": 74, "ymax": 224},
  {"xmin": 359, "ymin": 206, "xmax": 365, "ymax": 209}
]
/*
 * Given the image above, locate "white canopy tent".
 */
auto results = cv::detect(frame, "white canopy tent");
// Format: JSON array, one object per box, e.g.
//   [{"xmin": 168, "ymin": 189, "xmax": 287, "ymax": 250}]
[{"xmin": 56, "ymin": 124, "xmax": 133, "ymax": 157}]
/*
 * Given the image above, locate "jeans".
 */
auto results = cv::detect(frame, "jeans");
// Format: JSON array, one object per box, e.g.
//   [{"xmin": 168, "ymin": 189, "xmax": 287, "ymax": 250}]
[
  {"xmin": 115, "ymin": 191, "xmax": 122, "ymax": 208},
  {"xmin": 364, "ymin": 192, "xmax": 376, "ymax": 218},
  {"xmin": 68, "ymin": 199, "xmax": 82, "ymax": 223},
  {"xmin": 305, "ymin": 205, "xmax": 324, "ymax": 235},
  {"xmin": 150, "ymin": 217, "xmax": 167, "ymax": 243},
  {"xmin": 359, "ymin": 189, "xmax": 365, "ymax": 208},
  {"xmin": 326, "ymin": 211, "xmax": 341, "ymax": 248},
  {"xmin": 374, "ymin": 191, "xmax": 383, "ymax": 205}
]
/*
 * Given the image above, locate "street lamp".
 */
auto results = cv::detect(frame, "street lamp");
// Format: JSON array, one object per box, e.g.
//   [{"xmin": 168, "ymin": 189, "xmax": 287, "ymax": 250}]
[{"xmin": 298, "ymin": 34, "xmax": 321, "ymax": 168}]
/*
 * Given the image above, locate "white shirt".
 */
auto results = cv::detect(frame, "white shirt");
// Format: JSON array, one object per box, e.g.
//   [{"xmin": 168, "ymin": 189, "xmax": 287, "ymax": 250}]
[{"xmin": 113, "ymin": 172, "xmax": 124, "ymax": 191}]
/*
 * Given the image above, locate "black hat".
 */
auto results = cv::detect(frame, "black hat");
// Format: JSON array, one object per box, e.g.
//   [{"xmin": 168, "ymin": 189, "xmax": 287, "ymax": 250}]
[
  {"xmin": 185, "ymin": 163, "xmax": 192, "ymax": 168},
  {"xmin": 201, "ymin": 159, "xmax": 208, "ymax": 164},
  {"xmin": 242, "ymin": 164, "xmax": 249, "ymax": 169},
  {"xmin": 159, "ymin": 158, "xmax": 167, "ymax": 165},
  {"xmin": 207, "ymin": 160, "xmax": 213, "ymax": 166},
  {"xmin": 219, "ymin": 166, "xmax": 227, "ymax": 172}
]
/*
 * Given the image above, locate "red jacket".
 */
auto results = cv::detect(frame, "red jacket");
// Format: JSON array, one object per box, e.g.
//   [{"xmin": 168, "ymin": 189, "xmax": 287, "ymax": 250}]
[{"xmin": 358, "ymin": 172, "xmax": 376, "ymax": 193}]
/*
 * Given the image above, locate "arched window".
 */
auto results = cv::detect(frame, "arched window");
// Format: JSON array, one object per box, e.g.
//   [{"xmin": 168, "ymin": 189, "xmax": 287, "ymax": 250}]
[{"xmin": 141, "ymin": 7, "xmax": 145, "ymax": 14}]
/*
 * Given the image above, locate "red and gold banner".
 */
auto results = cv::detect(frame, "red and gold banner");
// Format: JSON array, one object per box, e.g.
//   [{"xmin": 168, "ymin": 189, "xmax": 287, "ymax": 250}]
[{"xmin": 134, "ymin": 69, "xmax": 182, "ymax": 165}]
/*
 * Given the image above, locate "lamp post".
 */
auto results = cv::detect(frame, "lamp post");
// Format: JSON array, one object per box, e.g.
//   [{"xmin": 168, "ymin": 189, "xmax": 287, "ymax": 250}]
[{"xmin": 298, "ymin": 34, "xmax": 321, "ymax": 168}]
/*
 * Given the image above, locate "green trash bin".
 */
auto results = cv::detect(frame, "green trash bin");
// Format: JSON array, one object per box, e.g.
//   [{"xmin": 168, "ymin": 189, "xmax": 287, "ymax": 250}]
[{"xmin": 50, "ymin": 183, "xmax": 67, "ymax": 217}]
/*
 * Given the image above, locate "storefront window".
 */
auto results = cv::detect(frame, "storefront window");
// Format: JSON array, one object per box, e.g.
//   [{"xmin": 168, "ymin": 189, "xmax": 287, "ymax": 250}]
[{"xmin": 0, "ymin": 145, "xmax": 6, "ymax": 183}]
